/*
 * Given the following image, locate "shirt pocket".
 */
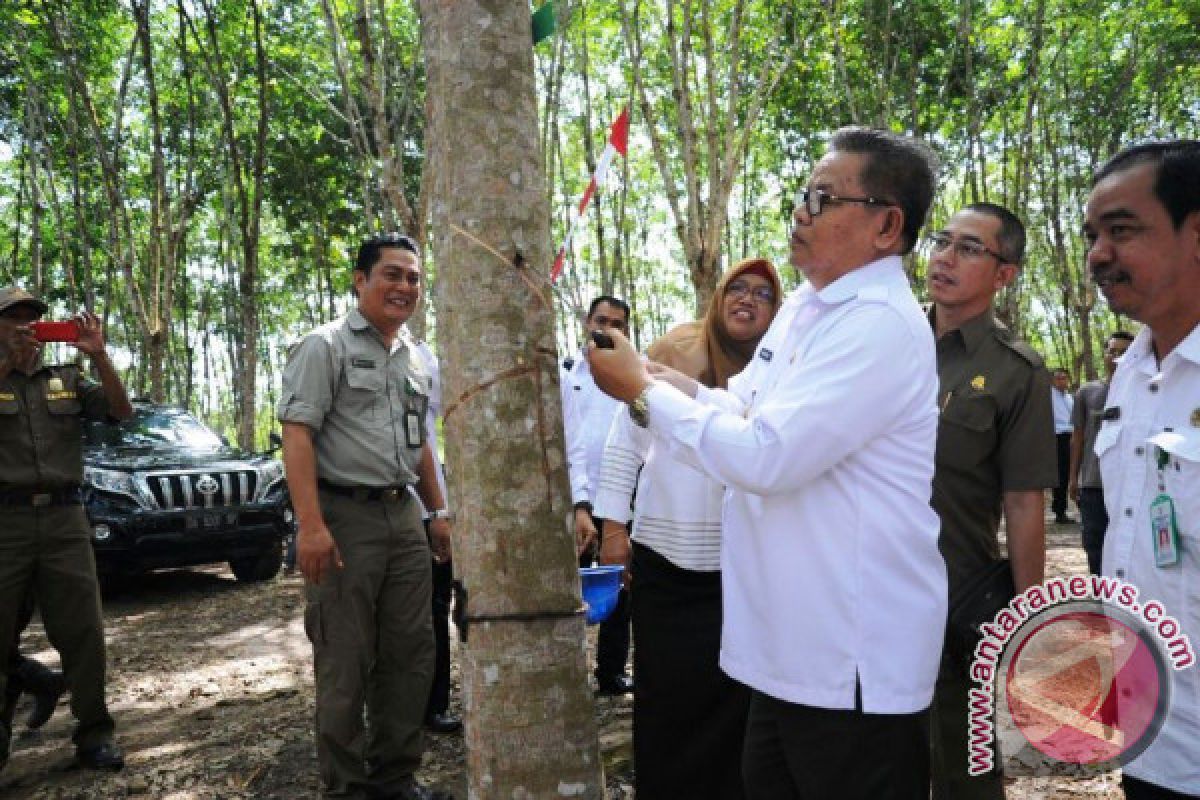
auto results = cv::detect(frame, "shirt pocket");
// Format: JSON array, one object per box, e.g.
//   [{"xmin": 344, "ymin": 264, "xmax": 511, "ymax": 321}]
[
  {"xmin": 342, "ymin": 365, "xmax": 385, "ymax": 420},
  {"xmin": 937, "ymin": 392, "xmax": 997, "ymax": 472},
  {"xmin": 0, "ymin": 392, "xmax": 18, "ymax": 445}
]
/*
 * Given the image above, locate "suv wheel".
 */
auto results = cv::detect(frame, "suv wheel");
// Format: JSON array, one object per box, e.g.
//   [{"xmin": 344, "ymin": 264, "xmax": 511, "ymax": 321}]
[{"xmin": 229, "ymin": 542, "xmax": 284, "ymax": 583}]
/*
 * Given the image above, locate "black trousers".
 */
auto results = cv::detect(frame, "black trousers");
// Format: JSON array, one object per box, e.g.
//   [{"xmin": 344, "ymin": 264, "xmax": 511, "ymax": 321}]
[
  {"xmin": 631, "ymin": 542, "xmax": 749, "ymax": 800},
  {"xmin": 742, "ymin": 690, "xmax": 929, "ymax": 800},
  {"xmin": 3, "ymin": 595, "xmax": 36, "ymax": 728},
  {"xmin": 424, "ymin": 524, "xmax": 453, "ymax": 719},
  {"xmin": 1053, "ymin": 432, "xmax": 1072, "ymax": 515},
  {"xmin": 1078, "ymin": 487, "xmax": 1109, "ymax": 575},
  {"xmin": 1123, "ymin": 775, "xmax": 1200, "ymax": 800},
  {"xmin": 579, "ymin": 520, "xmax": 631, "ymax": 680}
]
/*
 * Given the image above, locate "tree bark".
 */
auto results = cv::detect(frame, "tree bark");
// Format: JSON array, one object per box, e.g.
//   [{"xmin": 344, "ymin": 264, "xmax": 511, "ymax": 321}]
[{"xmin": 418, "ymin": 1, "xmax": 605, "ymax": 796}]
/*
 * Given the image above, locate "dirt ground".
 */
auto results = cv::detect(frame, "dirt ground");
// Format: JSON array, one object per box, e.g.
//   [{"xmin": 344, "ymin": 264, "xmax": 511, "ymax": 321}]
[{"xmin": 1, "ymin": 520, "xmax": 1126, "ymax": 799}]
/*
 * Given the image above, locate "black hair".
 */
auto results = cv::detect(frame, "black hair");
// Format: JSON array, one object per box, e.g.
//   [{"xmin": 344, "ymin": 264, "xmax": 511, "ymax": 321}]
[
  {"xmin": 829, "ymin": 127, "xmax": 938, "ymax": 254},
  {"xmin": 587, "ymin": 295, "xmax": 630, "ymax": 321},
  {"xmin": 1094, "ymin": 140, "xmax": 1200, "ymax": 229},
  {"xmin": 962, "ymin": 202, "xmax": 1027, "ymax": 265},
  {"xmin": 355, "ymin": 233, "xmax": 421, "ymax": 277},
  {"xmin": 1108, "ymin": 330, "xmax": 1135, "ymax": 344}
]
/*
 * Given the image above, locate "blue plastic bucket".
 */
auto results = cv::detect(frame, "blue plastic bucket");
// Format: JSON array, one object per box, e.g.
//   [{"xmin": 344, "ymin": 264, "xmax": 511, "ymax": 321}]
[{"xmin": 580, "ymin": 565, "xmax": 624, "ymax": 624}]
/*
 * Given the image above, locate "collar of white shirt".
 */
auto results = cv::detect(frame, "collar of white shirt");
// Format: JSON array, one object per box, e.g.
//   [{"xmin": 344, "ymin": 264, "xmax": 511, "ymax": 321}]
[
  {"xmin": 784, "ymin": 254, "xmax": 906, "ymax": 310},
  {"xmin": 1122, "ymin": 321, "xmax": 1200, "ymax": 375}
]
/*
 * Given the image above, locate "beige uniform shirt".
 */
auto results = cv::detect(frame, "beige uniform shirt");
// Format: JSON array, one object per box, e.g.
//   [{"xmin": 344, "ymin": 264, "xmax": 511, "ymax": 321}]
[
  {"xmin": 277, "ymin": 310, "xmax": 429, "ymax": 487},
  {"xmin": 0, "ymin": 363, "xmax": 111, "ymax": 489}
]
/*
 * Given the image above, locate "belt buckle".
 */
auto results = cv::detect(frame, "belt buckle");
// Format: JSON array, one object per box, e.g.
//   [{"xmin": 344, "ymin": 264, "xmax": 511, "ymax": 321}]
[
  {"xmin": 382, "ymin": 488, "xmax": 400, "ymax": 503},
  {"xmin": 31, "ymin": 493, "xmax": 52, "ymax": 507}
]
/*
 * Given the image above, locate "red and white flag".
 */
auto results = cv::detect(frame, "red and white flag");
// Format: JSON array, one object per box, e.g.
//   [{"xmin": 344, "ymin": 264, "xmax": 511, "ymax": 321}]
[{"xmin": 551, "ymin": 107, "xmax": 630, "ymax": 283}]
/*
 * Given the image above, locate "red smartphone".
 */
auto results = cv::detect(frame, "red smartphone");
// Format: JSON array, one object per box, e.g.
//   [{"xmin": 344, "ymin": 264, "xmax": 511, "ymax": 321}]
[{"xmin": 29, "ymin": 320, "xmax": 81, "ymax": 343}]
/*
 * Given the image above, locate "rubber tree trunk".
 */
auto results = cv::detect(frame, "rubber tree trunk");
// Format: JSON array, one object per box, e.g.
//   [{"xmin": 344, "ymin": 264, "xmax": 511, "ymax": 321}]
[{"xmin": 418, "ymin": 1, "xmax": 605, "ymax": 797}]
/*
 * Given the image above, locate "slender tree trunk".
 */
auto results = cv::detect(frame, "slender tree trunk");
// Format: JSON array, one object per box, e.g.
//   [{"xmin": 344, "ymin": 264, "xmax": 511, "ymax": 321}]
[{"xmin": 419, "ymin": 1, "xmax": 604, "ymax": 796}]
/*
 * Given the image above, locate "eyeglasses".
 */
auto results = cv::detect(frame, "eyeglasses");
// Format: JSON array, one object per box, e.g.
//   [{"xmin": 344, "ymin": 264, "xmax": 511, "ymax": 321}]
[
  {"xmin": 924, "ymin": 233, "xmax": 1008, "ymax": 263},
  {"xmin": 724, "ymin": 280, "xmax": 776, "ymax": 305},
  {"xmin": 793, "ymin": 187, "xmax": 894, "ymax": 218}
]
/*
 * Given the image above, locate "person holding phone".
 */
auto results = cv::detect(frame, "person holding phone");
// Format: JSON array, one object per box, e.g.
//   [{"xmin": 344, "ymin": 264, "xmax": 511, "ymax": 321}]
[{"xmin": 0, "ymin": 285, "xmax": 132, "ymax": 773}]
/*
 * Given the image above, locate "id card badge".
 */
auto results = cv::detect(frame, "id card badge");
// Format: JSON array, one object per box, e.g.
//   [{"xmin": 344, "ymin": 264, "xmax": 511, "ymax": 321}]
[
  {"xmin": 404, "ymin": 409, "xmax": 424, "ymax": 449},
  {"xmin": 1150, "ymin": 493, "xmax": 1181, "ymax": 567}
]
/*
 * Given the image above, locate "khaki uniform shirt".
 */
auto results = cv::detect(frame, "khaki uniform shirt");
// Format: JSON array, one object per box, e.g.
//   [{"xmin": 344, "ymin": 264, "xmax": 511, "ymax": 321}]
[
  {"xmin": 1071, "ymin": 379, "xmax": 1108, "ymax": 489},
  {"xmin": 930, "ymin": 309, "xmax": 1057, "ymax": 591},
  {"xmin": 277, "ymin": 309, "xmax": 429, "ymax": 487},
  {"xmin": 0, "ymin": 363, "xmax": 111, "ymax": 490}
]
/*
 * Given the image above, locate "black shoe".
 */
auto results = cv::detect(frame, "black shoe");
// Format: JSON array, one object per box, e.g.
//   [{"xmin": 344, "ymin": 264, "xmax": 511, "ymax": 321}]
[
  {"xmin": 424, "ymin": 710, "xmax": 463, "ymax": 734},
  {"xmin": 13, "ymin": 657, "xmax": 65, "ymax": 730},
  {"xmin": 1055, "ymin": 513, "xmax": 1075, "ymax": 524},
  {"xmin": 379, "ymin": 775, "xmax": 455, "ymax": 800},
  {"xmin": 76, "ymin": 742, "xmax": 125, "ymax": 771},
  {"xmin": 24, "ymin": 671, "xmax": 66, "ymax": 730},
  {"xmin": 594, "ymin": 673, "xmax": 634, "ymax": 696}
]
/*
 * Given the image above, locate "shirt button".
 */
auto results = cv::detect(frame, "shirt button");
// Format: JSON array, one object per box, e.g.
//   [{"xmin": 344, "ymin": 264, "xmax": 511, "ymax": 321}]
[
  {"xmin": 1116, "ymin": 569, "xmax": 1125, "ymax": 579},
  {"xmin": 1149, "ymin": 384, "xmax": 1159, "ymax": 393},
  {"xmin": 1135, "ymin": 446, "xmax": 1144, "ymax": 456},
  {"xmin": 1125, "ymin": 508, "xmax": 1133, "ymax": 517}
]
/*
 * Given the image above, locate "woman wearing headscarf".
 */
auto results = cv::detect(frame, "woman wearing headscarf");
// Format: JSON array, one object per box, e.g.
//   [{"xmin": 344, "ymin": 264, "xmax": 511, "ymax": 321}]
[{"xmin": 594, "ymin": 257, "xmax": 783, "ymax": 800}]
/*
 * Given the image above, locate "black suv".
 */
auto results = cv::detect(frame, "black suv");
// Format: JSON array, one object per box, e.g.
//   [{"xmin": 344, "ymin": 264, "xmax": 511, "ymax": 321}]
[{"xmin": 82, "ymin": 403, "xmax": 292, "ymax": 582}]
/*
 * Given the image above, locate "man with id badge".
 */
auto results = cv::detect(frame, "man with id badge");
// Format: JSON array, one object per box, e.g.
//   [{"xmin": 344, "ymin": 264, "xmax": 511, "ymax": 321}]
[
  {"xmin": 279, "ymin": 234, "xmax": 454, "ymax": 800},
  {"xmin": 1085, "ymin": 140, "xmax": 1200, "ymax": 800}
]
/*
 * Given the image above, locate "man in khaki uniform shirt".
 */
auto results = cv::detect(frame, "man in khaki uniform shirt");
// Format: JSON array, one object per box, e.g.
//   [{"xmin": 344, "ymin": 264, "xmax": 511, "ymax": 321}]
[
  {"xmin": 0, "ymin": 286, "xmax": 131, "ymax": 772},
  {"xmin": 924, "ymin": 205, "xmax": 1056, "ymax": 799},
  {"xmin": 279, "ymin": 234, "xmax": 453, "ymax": 800}
]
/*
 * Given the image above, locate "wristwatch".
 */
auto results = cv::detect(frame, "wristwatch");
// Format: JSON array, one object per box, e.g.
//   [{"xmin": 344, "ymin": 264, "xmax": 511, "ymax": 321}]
[
  {"xmin": 430, "ymin": 508, "xmax": 456, "ymax": 522},
  {"xmin": 628, "ymin": 384, "xmax": 652, "ymax": 428}
]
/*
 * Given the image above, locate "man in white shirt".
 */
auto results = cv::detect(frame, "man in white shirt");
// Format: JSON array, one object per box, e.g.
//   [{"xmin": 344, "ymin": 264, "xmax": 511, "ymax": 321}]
[
  {"xmin": 1050, "ymin": 368, "xmax": 1076, "ymax": 524},
  {"xmin": 1086, "ymin": 139, "xmax": 1200, "ymax": 800},
  {"xmin": 588, "ymin": 127, "xmax": 946, "ymax": 799},
  {"xmin": 561, "ymin": 295, "xmax": 634, "ymax": 695}
]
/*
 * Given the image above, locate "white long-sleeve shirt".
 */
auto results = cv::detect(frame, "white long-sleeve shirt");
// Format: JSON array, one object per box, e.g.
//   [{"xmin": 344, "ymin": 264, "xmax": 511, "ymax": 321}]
[
  {"xmin": 641, "ymin": 256, "xmax": 947, "ymax": 714},
  {"xmin": 1052, "ymin": 387, "xmax": 1075, "ymax": 434},
  {"xmin": 561, "ymin": 354, "xmax": 622, "ymax": 506},
  {"xmin": 412, "ymin": 340, "xmax": 446, "ymax": 515},
  {"xmin": 593, "ymin": 402, "xmax": 723, "ymax": 572},
  {"xmin": 1099, "ymin": 323, "xmax": 1200, "ymax": 794}
]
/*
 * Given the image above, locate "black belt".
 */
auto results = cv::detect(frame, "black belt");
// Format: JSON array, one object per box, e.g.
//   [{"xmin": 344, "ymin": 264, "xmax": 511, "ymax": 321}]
[
  {"xmin": 0, "ymin": 486, "xmax": 83, "ymax": 507},
  {"xmin": 317, "ymin": 480, "xmax": 411, "ymax": 504}
]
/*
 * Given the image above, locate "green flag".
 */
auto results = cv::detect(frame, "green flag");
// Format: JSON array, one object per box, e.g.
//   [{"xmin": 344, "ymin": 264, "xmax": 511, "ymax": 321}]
[{"xmin": 531, "ymin": 1, "xmax": 555, "ymax": 45}]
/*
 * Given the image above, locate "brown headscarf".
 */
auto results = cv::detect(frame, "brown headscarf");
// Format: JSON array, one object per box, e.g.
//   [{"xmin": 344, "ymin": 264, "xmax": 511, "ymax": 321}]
[{"xmin": 647, "ymin": 257, "xmax": 783, "ymax": 389}]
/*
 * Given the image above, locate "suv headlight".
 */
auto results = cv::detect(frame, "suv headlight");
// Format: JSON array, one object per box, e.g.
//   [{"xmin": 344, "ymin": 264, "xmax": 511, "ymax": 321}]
[
  {"xmin": 258, "ymin": 460, "xmax": 285, "ymax": 491},
  {"xmin": 84, "ymin": 467, "xmax": 137, "ymax": 497}
]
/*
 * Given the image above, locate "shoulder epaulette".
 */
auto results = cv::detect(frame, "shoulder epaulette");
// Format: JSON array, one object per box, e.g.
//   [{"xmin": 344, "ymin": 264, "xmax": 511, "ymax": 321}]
[{"xmin": 993, "ymin": 327, "xmax": 1045, "ymax": 368}]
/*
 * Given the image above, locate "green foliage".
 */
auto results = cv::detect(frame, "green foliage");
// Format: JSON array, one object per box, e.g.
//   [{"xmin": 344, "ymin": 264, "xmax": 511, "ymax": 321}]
[{"xmin": 0, "ymin": 0, "xmax": 1197, "ymax": 434}]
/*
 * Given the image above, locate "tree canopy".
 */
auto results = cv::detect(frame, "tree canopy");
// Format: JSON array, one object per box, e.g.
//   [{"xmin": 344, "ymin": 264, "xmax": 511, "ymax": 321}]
[{"xmin": 2, "ymin": 0, "xmax": 1197, "ymax": 440}]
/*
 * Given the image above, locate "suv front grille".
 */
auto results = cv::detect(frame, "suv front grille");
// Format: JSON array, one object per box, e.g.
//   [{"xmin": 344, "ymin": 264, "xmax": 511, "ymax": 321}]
[{"xmin": 145, "ymin": 471, "xmax": 258, "ymax": 510}]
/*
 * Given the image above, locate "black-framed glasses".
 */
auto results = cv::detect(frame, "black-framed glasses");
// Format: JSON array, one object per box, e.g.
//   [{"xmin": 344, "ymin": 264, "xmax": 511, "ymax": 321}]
[
  {"xmin": 724, "ymin": 280, "xmax": 776, "ymax": 305},
  {"xmin": 924, "ymin": 232, "xmax": 1007, "ymax": 263},
  {"xmin": 793, "ymin": 187, "xmax": 894, "ymax": 218}
]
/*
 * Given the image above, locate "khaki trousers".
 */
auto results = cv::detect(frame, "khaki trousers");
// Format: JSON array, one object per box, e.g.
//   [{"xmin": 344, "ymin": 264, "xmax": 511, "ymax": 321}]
[
  {"xmin": 0, "ymin": 503, "xmax": 113, "ymax": 750},
  {"xmin": 306, "ymin": 490, "xmax": 433, "ymax": 799}
]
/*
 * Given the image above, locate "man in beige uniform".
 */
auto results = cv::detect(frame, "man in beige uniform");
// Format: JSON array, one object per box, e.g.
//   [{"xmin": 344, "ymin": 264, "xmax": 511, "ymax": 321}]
[
  {"xmin": 279, "ymin": 234, "xmax": 453, "ymax": 800},
  {"xmin": 0, "ymin": 286, "xmax": 131, "ymax": 772},
  {"xmin": 924, "ymin": 204, "xmax": 1056, "ymax": 799}
]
